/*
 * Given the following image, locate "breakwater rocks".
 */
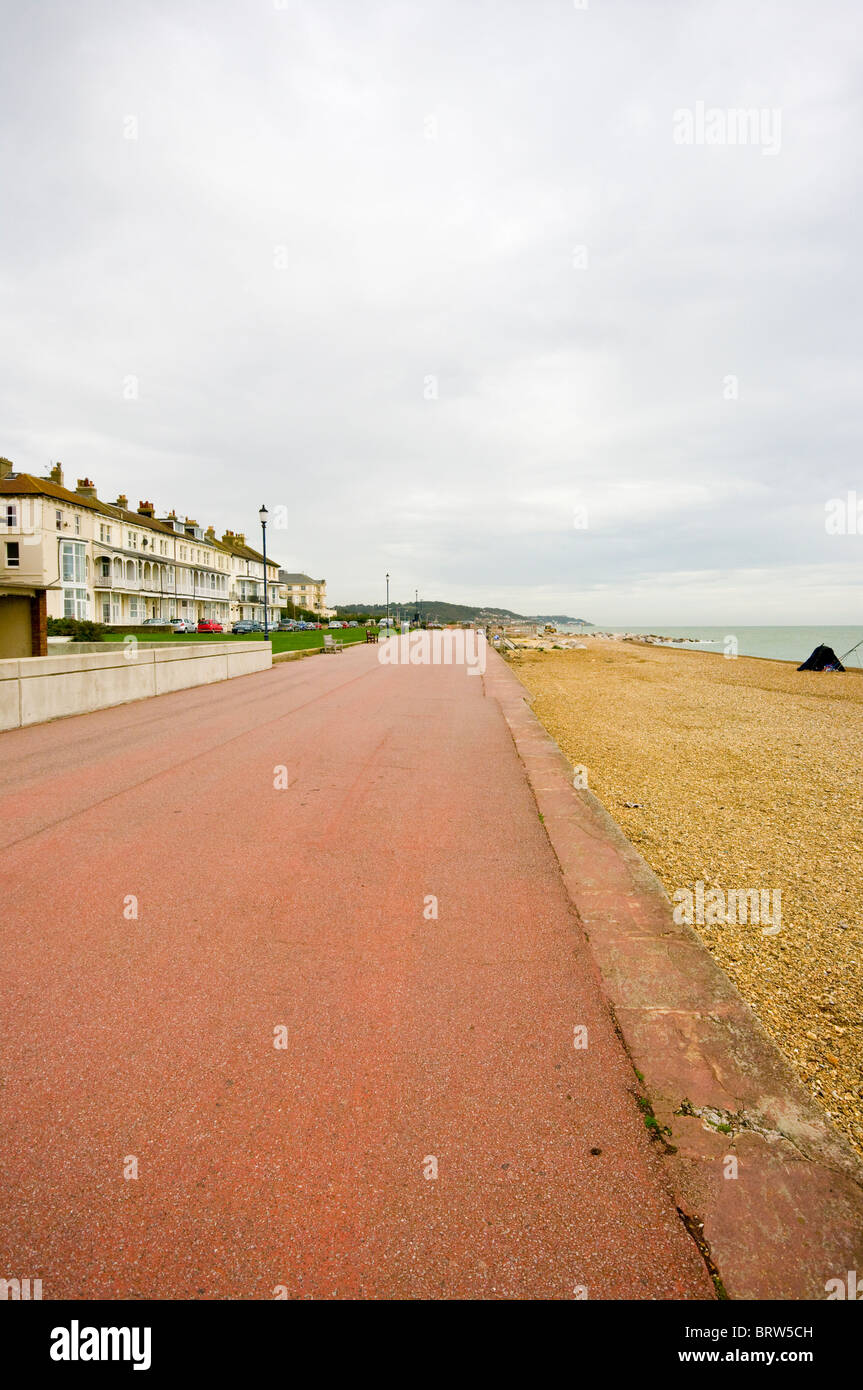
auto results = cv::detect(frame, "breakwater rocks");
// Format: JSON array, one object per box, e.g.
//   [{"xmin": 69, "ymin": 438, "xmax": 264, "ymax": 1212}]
[
  {"xmin": 586, "ymin": 631, "xmax": 699, "ymax": 647},
  {"xmin": 502, "ymin": 629, "xmax": 700, "ymax": 653}
]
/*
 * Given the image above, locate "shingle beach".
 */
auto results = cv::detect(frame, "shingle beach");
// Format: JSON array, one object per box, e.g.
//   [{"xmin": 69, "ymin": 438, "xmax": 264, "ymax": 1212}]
[{"xmin": 510, "ymin": 638, "xmax": 863, "ymax": 1158}]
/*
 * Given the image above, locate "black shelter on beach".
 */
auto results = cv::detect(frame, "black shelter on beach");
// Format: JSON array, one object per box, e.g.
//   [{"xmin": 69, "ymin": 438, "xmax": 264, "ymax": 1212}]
[{"xmin": 797, "ymin": 644, "xmax": 845, "ymax": 672}]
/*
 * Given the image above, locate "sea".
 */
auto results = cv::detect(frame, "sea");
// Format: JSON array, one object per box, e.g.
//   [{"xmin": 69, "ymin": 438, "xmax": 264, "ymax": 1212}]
[{"xmin": 557, "ymin": 625, "xmax": 863, "ymax": 667}]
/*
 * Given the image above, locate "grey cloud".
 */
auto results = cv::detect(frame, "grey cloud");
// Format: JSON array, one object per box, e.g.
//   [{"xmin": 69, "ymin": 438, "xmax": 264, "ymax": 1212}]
[{"xmin": 1, "ymin": 0, "xmax": 861, "ymax": 621}]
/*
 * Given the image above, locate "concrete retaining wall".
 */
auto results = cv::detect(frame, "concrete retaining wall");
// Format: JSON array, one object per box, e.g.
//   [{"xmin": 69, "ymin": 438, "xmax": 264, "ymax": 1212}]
[{"xmin": 0, "ymin": 641, "xmax": 271, "ymax": 730}]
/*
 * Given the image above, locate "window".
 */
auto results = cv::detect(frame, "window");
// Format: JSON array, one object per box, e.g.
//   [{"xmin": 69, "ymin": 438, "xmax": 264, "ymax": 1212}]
[
  {"xmin": 129, "ymin": 596, "xmax": 140, "ymax": 620},
  {"xmin": 5, "ymin": 504, "xmax": 17, "ymax": 527},
  {"xmin": 99, "ymin": 523, "xmax": 112, "ymax": 543},
  {"xmin": 63, "ymin": 589, "xmax": 89, "ymax": 619},
  {"xmin": 60, "ymin": 540, "xmax": 86, "ymax": 584},
  {"xmin": 6, "ymin": 541, "xmax": 20, "ymax": 568},
  {"xmin": 61, "ymin": 546, "xmax": 89, "ymax": 619},
  {"xmin": 55, "ymin": 509, "xmax": 63, "ymax": 530},
  {"xmin": 127, "ymin": 531, "xmax": 138, "ymax": 550},
  {"xmin": 74, "ymin": 514, "xmax": 81, "ymax": 535}
]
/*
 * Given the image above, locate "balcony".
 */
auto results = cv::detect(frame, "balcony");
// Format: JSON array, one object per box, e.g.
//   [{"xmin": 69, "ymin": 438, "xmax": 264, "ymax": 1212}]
[{"xmin": 96, "ymin": 576, "xmax": 145, "ymax": 592}]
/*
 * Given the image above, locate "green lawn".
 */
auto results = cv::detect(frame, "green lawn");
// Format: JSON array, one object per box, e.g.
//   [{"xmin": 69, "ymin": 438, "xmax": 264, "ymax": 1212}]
[{"xmin": 102, "ymin": 628, "xmax": 372, "ymax": 653}]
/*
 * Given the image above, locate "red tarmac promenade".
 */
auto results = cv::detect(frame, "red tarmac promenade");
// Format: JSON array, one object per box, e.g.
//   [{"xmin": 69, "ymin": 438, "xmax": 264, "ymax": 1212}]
[{"xmin": 0, "ymin": 644, "xmax": 712, "ymax": 1299}]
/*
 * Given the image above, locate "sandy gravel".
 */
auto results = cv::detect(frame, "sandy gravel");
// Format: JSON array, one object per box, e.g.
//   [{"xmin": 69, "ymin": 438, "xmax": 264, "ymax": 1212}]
[{"xmin": 510, "ymin": 640, "xmax": 863, "ymax": 1158}]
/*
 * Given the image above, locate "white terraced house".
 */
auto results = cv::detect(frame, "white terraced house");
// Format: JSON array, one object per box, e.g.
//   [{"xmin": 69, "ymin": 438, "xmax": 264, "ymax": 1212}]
[{"xmin": 0, "ymin": 459, "xmax": 288, "ymax": 655}]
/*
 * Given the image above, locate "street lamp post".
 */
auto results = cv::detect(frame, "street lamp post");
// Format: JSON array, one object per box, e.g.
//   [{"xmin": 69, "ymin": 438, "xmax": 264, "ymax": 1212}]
[
  {"xmin": 386, "ymin": 571, "xmax": 390, "ymax": 632},
  {"xmin": 259, "ymin": 505, "xmax": 269, "ymax": 639}
]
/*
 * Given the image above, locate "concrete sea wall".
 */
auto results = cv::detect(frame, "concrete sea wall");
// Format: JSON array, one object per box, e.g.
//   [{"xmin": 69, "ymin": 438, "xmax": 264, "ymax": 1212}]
[{"xmin": 0, "ymin": 641, "xmax": 271, "ymax": 730}]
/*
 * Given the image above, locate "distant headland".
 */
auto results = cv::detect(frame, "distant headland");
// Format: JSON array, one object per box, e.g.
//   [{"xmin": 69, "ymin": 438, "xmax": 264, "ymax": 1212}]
[{"xmin": 335, "ymin": 601, "xmax": 591, "ymax": 626}]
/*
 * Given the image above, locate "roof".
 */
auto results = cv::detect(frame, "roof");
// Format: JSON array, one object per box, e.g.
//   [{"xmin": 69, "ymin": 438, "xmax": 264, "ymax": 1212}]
[
  {"xmin": 1, "ymin": 474, "xmax": 114, "ymax": 514},
  {"xmin": 279, "ymin": 571, "xmax": 323, "ymax": 584},
  {"xmin": 220, "ymin": 534, "xmax": 280, "ymax": 569},
  {"xmin": 1, "ymin": 475, "xmax": 244, "ymax": 559}
]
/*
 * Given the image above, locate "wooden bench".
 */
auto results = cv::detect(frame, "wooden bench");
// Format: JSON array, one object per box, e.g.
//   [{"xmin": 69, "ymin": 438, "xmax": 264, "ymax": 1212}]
[{"xmin": 322, "ymin": 633, "xmax": 344, "ymax": 653}]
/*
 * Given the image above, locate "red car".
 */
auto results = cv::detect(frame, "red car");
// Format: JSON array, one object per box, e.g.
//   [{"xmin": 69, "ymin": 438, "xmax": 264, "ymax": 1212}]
[{"xmin": 197, "ymin": 620, "xmax": 223, "ymax": 633}]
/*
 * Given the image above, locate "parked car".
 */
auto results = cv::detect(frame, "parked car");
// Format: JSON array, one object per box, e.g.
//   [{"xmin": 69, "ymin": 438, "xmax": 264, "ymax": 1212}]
[
  {"xmin": 141, "ymin": 618, "xmax": 170, "ymax": 627},
  {"xmin": 232, "ymin": 621, "xmax": 264, "ymax": 634},
  {"xmin": 348, "ymin": 620, "xmax": 359, "ymax": 628},
  {"xmin": 197, "ymin": 620, "xmax": 223, "ymax": 633},
  {"xmin": 168, "ymin": 618, "xmax": 197, "ymax": 634},
  {"xmin": 328, "ymin": 620, "xmax": 343, "ymax": 629},
  {"xmin": 276, "ymin": 620, "xmax": 297, "ymax": 631}
]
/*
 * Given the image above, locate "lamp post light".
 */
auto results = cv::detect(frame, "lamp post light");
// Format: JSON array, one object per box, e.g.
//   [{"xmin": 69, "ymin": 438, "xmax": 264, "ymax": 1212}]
[
  {"xmin": 259, "ymin": 504, "xmax": 269, "ymax": 639},
  {"xmin": 386, "ymin": 571, "xmax": 390, "ymax": 632}
]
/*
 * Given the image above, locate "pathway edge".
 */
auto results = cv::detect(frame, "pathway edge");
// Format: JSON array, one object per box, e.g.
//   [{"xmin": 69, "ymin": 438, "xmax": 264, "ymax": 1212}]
[{"xmin": 483, "ymin": 648, "xmax": 863, "ymax": 1300}]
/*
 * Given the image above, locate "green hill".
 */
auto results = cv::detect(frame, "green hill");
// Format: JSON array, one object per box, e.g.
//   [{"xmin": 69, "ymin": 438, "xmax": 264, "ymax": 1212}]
[{"xmin": 335, "ymin": 600, "xmax": 590, "ymax": 625}]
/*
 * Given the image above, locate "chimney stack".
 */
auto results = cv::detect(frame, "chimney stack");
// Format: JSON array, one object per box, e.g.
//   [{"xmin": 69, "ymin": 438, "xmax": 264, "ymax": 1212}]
[
  {"xmin": 0, "ymin": 457, "xmax": 14, "ymax": 480},
  {"xmin": 205, "ymin": 525, "xmax": 216, "ymax": 542},
  {"xmin": 76, "ymin": 478, "xmax": 97, "ymax": 499},
  {"xmin": 49, "ymin": 462, "xmax": 63, "ymax": 486},
  {"xmin": 235, "ymin": 533, "xmax": 245, "ymax": 546},
  {"xmin": 137, "ymin": 500, "xmax": 155, "ymax": 517}
]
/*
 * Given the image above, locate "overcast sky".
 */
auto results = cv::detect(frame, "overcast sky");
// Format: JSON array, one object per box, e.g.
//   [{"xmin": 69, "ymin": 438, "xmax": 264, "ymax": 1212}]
[{"xmin": 1, "ymin": 0, "xmax": 861, "ymax": 622}]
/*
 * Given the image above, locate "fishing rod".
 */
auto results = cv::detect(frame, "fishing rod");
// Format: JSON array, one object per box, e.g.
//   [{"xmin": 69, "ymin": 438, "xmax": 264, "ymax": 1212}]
[{"xmin": 840, "ymin": 635, "xmax": 863, "ymax": 662}]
